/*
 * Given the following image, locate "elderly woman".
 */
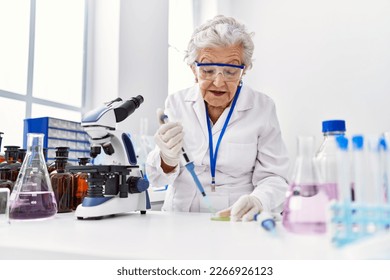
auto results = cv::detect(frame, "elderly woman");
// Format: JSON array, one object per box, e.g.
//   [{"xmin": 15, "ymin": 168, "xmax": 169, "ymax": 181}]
[{"xmin": 146, "ymin": 15, "xmax": 289, "ymax": 221}]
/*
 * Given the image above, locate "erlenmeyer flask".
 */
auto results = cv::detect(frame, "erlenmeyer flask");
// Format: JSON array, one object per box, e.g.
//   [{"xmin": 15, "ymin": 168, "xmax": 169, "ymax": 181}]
[
  {"xmin": 9, "ymin": 133, "xmax": 57, "ymax": 220},
  {"xmin": 282, "ymin": 136, "xmax": 329, "ymax": 234}
]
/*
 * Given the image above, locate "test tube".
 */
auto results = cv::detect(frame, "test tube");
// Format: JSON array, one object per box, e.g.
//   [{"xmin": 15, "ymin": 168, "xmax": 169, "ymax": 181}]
[{"xmin": 336, "ymin": 135, "xmax": 352, "ymax": 203}]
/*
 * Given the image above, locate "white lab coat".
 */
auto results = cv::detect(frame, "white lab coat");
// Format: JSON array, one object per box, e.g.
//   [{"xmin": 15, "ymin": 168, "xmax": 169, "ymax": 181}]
[{"xmin": 146, "ymin": 84, "xmax": 290, "ymax": 213}]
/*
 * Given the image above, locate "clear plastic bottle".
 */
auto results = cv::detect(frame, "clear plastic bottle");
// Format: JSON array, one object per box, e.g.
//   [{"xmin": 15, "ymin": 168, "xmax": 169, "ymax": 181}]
[
  {"xmin": 9, "ymin": 133, "xmax": 57, "ymax": 220},
  {"xmin": 282, "ymin": 136, "xmax": 329, "ymax": 234},
  {"xmin": 50, "ymin": 156, "xmax": 74, "ymax": 213},
  {"xmin": 315, "ymin": 120, "xmax": 346, "ymax": 201}
]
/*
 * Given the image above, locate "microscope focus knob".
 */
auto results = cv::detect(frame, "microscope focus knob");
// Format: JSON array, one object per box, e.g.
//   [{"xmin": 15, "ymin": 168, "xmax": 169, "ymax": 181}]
[{"xmin": 127, "ymin": 176, "xmax": 149, "ymax": 193}]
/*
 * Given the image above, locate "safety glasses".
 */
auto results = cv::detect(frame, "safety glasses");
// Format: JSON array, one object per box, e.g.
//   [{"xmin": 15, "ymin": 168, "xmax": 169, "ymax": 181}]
[{"xmin": 195, "ymin": 62, "xmax": 245, "ymax": 82}]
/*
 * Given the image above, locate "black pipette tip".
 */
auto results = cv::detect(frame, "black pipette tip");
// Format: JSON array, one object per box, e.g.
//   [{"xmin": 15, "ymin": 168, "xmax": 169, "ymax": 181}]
[{"xmin": 160, "ymin": 114, "xmax": 168, "ymax": 123}]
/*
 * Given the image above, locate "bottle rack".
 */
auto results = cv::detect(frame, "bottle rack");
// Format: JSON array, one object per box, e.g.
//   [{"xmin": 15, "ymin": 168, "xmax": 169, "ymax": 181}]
[
  {"xmin": 330, "ymin": 202, "xmax": 390, "ymax": 247},
  {"xmin": 23, "ymin": 117, "xmax": 90, "ymax": 163}
]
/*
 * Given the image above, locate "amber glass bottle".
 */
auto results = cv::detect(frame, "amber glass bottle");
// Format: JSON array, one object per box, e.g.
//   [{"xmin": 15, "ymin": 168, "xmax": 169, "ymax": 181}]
[
  {"xmin": 0, "ymin": 166, "xmax": 13, "ymax": 191},
  {"xmin": 47, "ymin": 147, "xmax": 72, "ymax": 174},
  {"xmin": 17, "ymin": 149, "xmax": 27, "ymax": 163},
  {"xmin": 0, "ymin": 146, "xmax": 21, "ymax": 182},
  {"xmin": 73, "ymin": 157, "xmax": 90, "ymax": 210},
  {"xmin": 50, "ymin": 156, "xmax": 74, "ymax": 213},
  {"xmin": 0, "ymin": 132, "xmax": 4, "ymax": 163}
]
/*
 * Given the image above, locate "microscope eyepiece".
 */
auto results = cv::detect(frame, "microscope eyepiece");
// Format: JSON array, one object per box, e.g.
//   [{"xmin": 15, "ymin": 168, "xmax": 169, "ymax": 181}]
[
  {"xmin": 114, "ymin": 95, "xmax": 144, "ymax": 122},
  {"xmin": 131, "ymin": 95, "xmax": 144, "ymax": 108}
]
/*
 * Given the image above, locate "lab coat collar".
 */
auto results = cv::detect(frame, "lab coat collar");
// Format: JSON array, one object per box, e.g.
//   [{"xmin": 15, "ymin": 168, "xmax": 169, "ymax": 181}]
[{"xmin": 186, "ymin": 84, "xmax": 254, "ymax": 135}]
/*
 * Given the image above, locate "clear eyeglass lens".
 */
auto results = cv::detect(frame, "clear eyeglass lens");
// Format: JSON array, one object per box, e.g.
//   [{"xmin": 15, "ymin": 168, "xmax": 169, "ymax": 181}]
[{"xmin": 197, "ymin": 65, "xmax": 243, "ymax": 81}]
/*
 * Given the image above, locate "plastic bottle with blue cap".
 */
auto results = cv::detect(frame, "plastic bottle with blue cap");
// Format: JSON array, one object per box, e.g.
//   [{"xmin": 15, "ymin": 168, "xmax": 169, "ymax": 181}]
[{"xmin": 315, "ymin": 120, "xmax": 347, "ymax": 201}]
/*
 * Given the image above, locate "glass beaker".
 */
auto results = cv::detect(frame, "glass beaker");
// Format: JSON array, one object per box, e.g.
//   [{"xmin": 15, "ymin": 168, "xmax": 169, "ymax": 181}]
[
  {"xmin": 282, "ymin": 136, "xmax": 330, "ymax": 234},
  {"xmin": 9, "ymin": 133, "xmax": 57, "ymax": 220}
]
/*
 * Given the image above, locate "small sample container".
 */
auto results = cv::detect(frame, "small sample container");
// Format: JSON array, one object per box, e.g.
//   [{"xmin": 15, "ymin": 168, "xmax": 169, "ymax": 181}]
[{"xmin": 0, "ymin": 188, "xmax": 10, "ymax": 225}]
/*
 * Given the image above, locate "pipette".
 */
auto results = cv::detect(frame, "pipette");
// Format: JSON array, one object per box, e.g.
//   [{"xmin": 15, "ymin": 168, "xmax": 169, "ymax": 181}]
[{"xmin": 158, "ymin": 111, "xmax": 214, "ymax": 212}]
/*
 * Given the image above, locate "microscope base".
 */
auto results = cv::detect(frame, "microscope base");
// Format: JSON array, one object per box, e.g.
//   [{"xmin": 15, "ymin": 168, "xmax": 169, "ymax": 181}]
[{"xmin": 75, "ymin": 192, "xmax": 148, "ymax": 219}]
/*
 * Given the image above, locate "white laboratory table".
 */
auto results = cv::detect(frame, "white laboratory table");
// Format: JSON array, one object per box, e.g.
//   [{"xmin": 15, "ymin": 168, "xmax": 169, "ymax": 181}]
[{"xmin": 0, "ymin": 211, "xmax": 389, "ymax": 260}]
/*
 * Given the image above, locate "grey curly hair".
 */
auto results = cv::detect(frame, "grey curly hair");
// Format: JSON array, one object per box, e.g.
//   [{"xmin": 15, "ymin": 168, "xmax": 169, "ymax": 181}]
[{"xmin": 184, "ymin": 15, "xmax": 255, "ymax": 69}]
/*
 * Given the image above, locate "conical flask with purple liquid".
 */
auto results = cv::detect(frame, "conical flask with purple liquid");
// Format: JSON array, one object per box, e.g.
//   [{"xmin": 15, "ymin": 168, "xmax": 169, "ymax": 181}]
[
  {"xmin": 282, "ymin": 136, "xmax": 329, "ymax": 234},
  {"xmin": 9, "ymin": 133, "xmax": 57, "ymax": 220}
]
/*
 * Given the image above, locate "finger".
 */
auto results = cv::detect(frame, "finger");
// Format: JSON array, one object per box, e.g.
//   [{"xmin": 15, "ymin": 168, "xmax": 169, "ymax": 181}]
[
  {"xmin": 159, "ymin": 123, "xmax": 183, "ymax": 140},
  {"xmin": 169, "ymin": 138, "xmax": 184, "ymax": 154},
  {"xmin": 241, "ymin": 207, "xmax": 259, "ymax": 222},
  {"xmin": 216, "ymin": 207, "xmax": 232, "ymax": 218},
  {"xmin": 164, "ymin": 132, "xmax": 183, "ymax": 150},
  {"xmin": 230, "ymin": 197, "xmax": 251, "ymax": 219}
]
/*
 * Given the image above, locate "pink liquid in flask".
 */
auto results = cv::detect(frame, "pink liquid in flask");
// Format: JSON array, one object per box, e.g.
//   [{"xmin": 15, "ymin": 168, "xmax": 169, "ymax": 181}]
[{"xmin": 282, "ymin": 183, "xmax": 330, "ymax": 234}]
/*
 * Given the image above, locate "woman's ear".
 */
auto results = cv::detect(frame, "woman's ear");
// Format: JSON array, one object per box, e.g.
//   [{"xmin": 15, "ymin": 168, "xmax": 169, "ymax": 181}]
[{"xmin": 190, "ymin": 65, "xmax": 198, "ymax": 83}]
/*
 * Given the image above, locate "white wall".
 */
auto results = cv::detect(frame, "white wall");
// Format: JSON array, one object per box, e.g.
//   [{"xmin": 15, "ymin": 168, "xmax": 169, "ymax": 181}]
[
  {"xmin": 118, "ymin": 0, "xmax": 168, "ymax": 135},
  {"xmin": 88, "ymin": 0, "xmax": 390, "ymax": 161},
  {"xmin": 217, "ymin": 0, "xmax": 390, "ymax": 159},
  {"xmin": 87, "ymin": 0, "xmax": 168, "ymax": 136},
  {"xmin": 86, "ymin": 0, "xmax": 120, "ymax": 112}
]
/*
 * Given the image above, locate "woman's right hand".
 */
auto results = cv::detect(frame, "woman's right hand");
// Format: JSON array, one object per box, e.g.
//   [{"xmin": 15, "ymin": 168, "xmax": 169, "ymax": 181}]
[{"xmin": 154, "ymin": 121, "xmax": 184, "ymax": 170}]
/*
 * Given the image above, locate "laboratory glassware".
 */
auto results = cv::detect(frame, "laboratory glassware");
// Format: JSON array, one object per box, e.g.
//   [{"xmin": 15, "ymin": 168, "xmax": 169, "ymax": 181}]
[
  {"xmin": 0, "ymin": 146, "xmax": 21, "ymax": 182},
  {"xmin": 335, "ymin": 135, "xmax": 352, "ymax": 203},
  {"xmin": 0, "ymin": 188, "xmax": 10, "ymax": 225},
  {"xmin": 17, "ymin": 149, "xmax": 27, "ymax": 163},
  {"xmin": 0, "ymin": 166, "xmax": 14, "ymax": 191},
  {"xmin": 352, "ymin": 135, "xmax": 386, "ymax": 205},
  {"xmin": 315, "ymin": 120, "xmax": 346, "ymax": 201},
  {"xmin": 9, "ymin": 133, "xmax": 57, "ymax": 220},
  {"xmin": 0, "ymin": 145, "xmax": 20, "ymax": 165},
  {"xmin": 383, "ymin": 132, "xmax": 390, "ymax": 203},
  {"xmin": 282, "ymin": 136, "xmax": 330, "ymax": 234},
  {"xmin": 47, "ymin": 146, "xmax": 72, "ymax": 174},
  {"xmin": 50, "ymin": 156, "xmax": 74, "ymax": 213},
  {"xmin": 0, "ymin": 132, "xmax": 4, "ymax": 163},
  {"xmin": 73, "ymin": 157, "xmax": 89, "ymax": 210}
]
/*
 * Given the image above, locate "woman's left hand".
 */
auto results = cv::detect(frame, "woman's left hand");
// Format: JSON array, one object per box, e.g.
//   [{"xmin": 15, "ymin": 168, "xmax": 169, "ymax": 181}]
[{"xmin": 216, "ymin": 195, "xmax": 263, "ymax": 222}]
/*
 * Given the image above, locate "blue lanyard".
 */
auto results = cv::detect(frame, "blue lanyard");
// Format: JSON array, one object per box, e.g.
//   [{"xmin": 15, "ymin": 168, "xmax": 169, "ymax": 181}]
[{"xmin": 205, "ymin": 82, "xmax": 243, "ymax": 191}]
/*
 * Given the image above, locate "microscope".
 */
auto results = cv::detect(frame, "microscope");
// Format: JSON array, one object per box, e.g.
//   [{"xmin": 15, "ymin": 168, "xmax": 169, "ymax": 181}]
[{"xmin": 67, "ymin": 96, "xmax": 151, "ymax": 219}]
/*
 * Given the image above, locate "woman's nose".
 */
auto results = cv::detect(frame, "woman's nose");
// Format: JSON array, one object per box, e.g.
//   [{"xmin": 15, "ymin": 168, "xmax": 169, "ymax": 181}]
[{"xmin": 213, "ymin": 73, "xmax": 225, "ymax": 87}]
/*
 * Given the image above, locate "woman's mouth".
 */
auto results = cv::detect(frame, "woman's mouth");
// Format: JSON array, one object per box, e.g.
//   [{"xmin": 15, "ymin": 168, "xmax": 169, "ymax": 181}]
[{"xmin": 210, "ymin": 90, "xmax": 226, "ymax": 96}]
